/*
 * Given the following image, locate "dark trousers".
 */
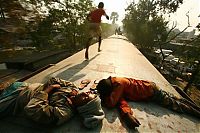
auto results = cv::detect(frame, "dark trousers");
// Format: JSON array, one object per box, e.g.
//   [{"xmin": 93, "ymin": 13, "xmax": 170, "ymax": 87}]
[
  {"xmin": 151, "ymin": 88, "xmax": 200, "ymax": 118},
  {"xmin": 85, "ymin": 36, "xmax": 101, "ymax": 59}
]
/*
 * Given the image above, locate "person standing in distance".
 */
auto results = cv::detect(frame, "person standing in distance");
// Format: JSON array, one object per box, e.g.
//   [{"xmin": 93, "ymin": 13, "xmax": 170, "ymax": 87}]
[{"xmin": 85, "ymin": 2, "xmax": 109, "ymax": 60}]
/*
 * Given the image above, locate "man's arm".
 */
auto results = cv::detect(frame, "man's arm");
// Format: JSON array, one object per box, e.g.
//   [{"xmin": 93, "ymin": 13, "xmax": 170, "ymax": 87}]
[
  {"xmin": 101, "ymin": 85, "xmax": 123, "ymax": 108},
  {"xmin": 117, "ymin": 98, "xmax": 133, "ymax": 115},
  {"xmin": 44, "ymin": 77, "xmax": 77, "ymax": 89},
  {"xmin": 104, "ymin": 11, "xmax": 109, "ymax": 20},
  {"xmin": 117, "ymin": 98, "xmax": 141, "ymax": 129},
  {"xmin": 102, "ymin": 9, "xmax": 109, "ymax": 20},
  {"xmin": 105, "ymin": 14, "xmax": 109, "ymax": 20},
  {"xmin": 24, "ymin": 84, "xmax": 74, "ymax": 125}
]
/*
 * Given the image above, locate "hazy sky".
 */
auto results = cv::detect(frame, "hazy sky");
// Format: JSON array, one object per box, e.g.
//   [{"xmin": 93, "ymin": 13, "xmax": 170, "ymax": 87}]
[{"xmin": 93, "ymin": 0, "xmax": 200, "ymax": 32}]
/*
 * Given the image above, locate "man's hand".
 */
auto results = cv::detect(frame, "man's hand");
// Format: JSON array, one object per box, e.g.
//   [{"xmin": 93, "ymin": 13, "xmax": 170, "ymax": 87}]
[
  {"xmin": 124, "ymin": 113, "xmax": 141, "ymax": 129},
  {"xmin": 44, "ymin": 84, "xmax": 60, "ymax": 94},
  {"xmin": 70, "ymin": 89, "xmax": 78, "ymax": 96},
  {"xmin": 70, "ymin": 92, "xmax": 96, "ymax": 107},
  {"xmin": 106, "ymin": 15, "xmax": 109, "ymax": 20}
]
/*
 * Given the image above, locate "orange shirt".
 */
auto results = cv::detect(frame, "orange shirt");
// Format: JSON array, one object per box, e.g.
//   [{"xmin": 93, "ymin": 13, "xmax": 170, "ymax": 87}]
[
  {"xmin": 104, "ymin": 77, "xmax": 155, "ymax": 116},
  {"xmin": 89, "ymin": 8, "xmax": 106, "ymax": 23}
]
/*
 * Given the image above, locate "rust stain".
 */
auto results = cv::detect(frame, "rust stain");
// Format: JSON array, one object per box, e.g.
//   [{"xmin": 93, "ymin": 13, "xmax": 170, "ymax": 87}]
[
  {"xmin": 157, "ymin": 129, "xmax": 162, "ymax": 133},
  {"xmin": 167, "ymin": 125, "xmax": 173, "ymax": 129},
  {"xmin": 96, "ymin": 64, "xmax": 115, "ymax": 73},
  {"xmin": 148, "ymin": 123, "xmax": 152, "ymax": 129}
]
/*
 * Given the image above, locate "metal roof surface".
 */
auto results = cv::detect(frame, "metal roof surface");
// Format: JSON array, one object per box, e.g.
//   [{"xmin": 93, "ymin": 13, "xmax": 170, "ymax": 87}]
[{"xmin": 1, "ymin": 35, "xmax": 199, "ymax": 133}]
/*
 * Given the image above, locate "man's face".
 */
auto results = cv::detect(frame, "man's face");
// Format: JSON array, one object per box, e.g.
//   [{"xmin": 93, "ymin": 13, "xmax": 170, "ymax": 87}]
[{"xmin": 71, "ymin": 91, "xmax": 96, "ymax": 107}]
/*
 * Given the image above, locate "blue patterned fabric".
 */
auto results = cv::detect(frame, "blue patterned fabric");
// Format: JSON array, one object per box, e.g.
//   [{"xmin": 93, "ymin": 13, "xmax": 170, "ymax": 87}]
[{"xmin": 0, "ymin": 82, "xmax": 26, "ymax": 118}]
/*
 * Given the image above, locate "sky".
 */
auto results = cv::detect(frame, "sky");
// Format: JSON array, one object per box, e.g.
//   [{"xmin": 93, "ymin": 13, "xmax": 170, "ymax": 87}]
[
  {"xmin": 93, "ymin": 0, "xmax": 200, "ymax": 32},
  {"xmin": 93, "ymin": 0, "xmax": 129, "ymax": 25}
]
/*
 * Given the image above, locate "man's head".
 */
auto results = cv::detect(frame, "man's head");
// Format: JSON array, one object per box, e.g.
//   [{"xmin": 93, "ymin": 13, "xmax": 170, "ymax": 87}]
[
  {"xmin": 75, "ymin": 92, "xmax": 105, "ymax": 128},
  {"xmin": 70, "ymin": 91, "xmax": 96, "ymax": 107},
  {"xmin": 98, "ymin": 2, "xmax": 104, "ymax": 8},
  {"xmin": 96, "ymin": 77, "xmax": 113, "ymax": 99}
]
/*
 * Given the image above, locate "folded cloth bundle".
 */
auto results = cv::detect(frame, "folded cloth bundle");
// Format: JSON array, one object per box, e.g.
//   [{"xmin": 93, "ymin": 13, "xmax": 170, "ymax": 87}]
[{"xmin": 77, "ymin": 96, "xmax": 105, "ymax": 128}]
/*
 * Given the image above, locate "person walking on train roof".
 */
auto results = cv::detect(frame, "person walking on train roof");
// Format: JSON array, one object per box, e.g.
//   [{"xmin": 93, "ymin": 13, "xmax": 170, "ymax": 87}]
[
  {"xmin": 96, "ymin": 76, "xmax": 200, "ymax": 129},
  {"xmin": 0, "ymin": 77, "xmax": 104, "ymax": 129},
  {"xmin": 85, "ymin": 2, "xmax": 109, "ymax": 60}
]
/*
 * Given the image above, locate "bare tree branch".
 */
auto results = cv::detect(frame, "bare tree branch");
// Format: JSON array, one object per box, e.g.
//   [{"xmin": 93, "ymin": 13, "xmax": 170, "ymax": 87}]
[
  {"xmin": 166, "ymin": 21, "xmax": 177, "ymax": 37},
  {"xmin": 158, "ymin": 11, "xmax": 192, "ymax": 70},
  {"xmin": 161, "ymin": 11, "xmax": 191, "ymax": 46}
]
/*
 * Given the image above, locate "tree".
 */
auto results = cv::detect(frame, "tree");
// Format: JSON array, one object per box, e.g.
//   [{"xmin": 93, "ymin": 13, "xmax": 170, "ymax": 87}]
[
  {"xmin": 123, "ymin": 0, "xmax": 199, "ymax": 94},
  {"xmin": 183, "ymin": 22, "xmax": 200, "ymax": 92},
  {"xmin": 110, "ymin": 12, "xmax": 119, "ymax": 24},
  {"xmin": 123, "ymin": 0, "xmax": 183, "ymax": 49},
  {"xmin": 0, "ymin": 0, "xmax": 38, "ymax": 48},
  {"xmin": 157, "ymin": 12, "xmax": 191, "ymax": 70},
  {"xmin": 0, "ymin": 0, "xmax": 112, "ymax": 50},
  {"xmin": 25, "ymin": 0, "xmax": 93, "ymax": 49},
  {"xmin": 0, "ymin": 3, "xmax": 5, "ymax": 19}
]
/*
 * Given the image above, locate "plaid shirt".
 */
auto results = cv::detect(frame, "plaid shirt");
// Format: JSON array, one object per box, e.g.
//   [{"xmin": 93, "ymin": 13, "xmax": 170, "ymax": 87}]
[{"xmin": 2, "ymin": 77, "xmax": 78, "ymax": 125}]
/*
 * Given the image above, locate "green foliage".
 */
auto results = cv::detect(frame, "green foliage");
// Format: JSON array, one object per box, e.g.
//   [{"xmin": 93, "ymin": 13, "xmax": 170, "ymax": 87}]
[
  {"xmin": 123, "ymin": 0, "xmax": 184, "ymax": 49},
  {"xmin": 101, "ymin": 23, "xmax": 115, "ymax": 38},
  {"xmin": 1, "ymin": 0, "xmax": 114, "ymax": 50},
  {"xmin": 26, "ymin": 0, "xmax": 93, "ymax": 50},
  {"xmin": 123, "ymin": 0, "xmax": 170, "ymax": 49},
  {"xmin": 30, "ymin": 17, "xmax": 55, "ymax": 48},
  {"xmin": 0, "ymin": 0, "xmax": 95, "ymax": 50},
  {"xmin": 158, "ymin": 0, "xmax": 183, "ymax": 13},
  {"xmin": 1, "ymin": 0, "xmax": 26, "ymax": 18}
]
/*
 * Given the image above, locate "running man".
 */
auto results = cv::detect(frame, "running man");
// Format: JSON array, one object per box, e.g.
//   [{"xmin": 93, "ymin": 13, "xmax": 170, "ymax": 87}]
[{"xmin": 85, "ymin": 2, "xmax": 109, "ymax": 59}]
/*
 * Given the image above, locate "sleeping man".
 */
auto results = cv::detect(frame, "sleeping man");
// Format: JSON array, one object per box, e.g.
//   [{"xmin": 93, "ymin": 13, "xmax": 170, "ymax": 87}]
[
  {"xmin": 96, "ymin": 76, "xmax": 200, "ymax": 129},
  {"xmin": 0, "ymin": 77, "xmax": 104, "ymax": 129}
]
